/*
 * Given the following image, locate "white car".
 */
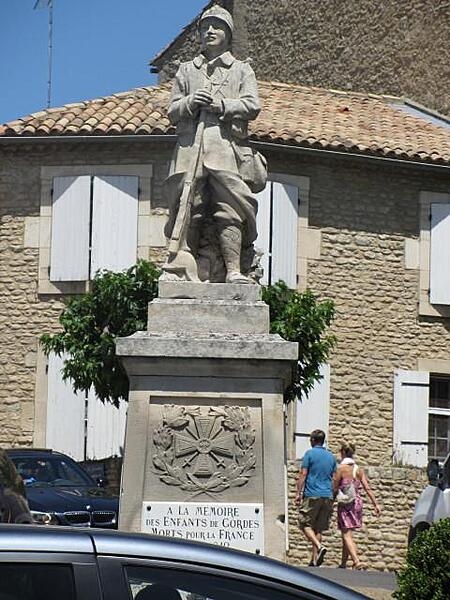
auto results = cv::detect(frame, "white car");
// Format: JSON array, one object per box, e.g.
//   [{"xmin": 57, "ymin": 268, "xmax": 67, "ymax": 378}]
[{"xmin": 409, "ymin": 452, "xmax": 450, "ymax": 543}]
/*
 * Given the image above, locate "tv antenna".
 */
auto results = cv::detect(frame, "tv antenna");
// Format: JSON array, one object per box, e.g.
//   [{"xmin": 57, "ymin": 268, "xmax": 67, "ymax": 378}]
[{"xmin": 34, "ymin": 0, "xmax": 54, "ymax": 109}]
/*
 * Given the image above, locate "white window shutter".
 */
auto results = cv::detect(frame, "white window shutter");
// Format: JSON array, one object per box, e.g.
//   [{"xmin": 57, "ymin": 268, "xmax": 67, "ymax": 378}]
[
  {"xmin": 255, "ymin": 181, "xmax": 299, "ymax": 287},
  {"xmin": 255, "ymin": 183, "xmax": 271, "ymax": 286},
  {"xmin": 91, "ymin": 176, "xmax": 139, "ymax": 275},
  {"xmin": 295, "ymin": 364, "xmax": 330, "ymax": 459},
  {"xmin": 271, "ymin": 182, "xmax": 298, "ymax": 288},
  {"xmin": 430, "ymin": 203, "xmax": 450, "ymax": 305},
  {"xmin": 86, "ymin": 392, "xmax": 127, "ymax": 460},
  {"xmin": 46, "ymin": 353, "xmax": 86, "ymax": 461},
  {"xmin": 393, "ymin": 369, "xmax": 429, "ymax": 467},
  {"xmin": 50, "ymin": 176, "xmax": 91, "ymax": 281}
]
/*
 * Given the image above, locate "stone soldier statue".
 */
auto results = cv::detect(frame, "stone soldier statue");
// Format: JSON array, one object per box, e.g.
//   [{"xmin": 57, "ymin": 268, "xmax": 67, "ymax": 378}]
[{"xmin": 162, "ymin": 4, "xmax": 267, "ymax": 284}]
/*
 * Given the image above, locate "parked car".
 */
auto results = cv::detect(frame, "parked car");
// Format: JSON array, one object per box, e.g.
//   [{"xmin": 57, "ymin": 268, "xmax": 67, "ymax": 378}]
[
  {"xmin": 0, "ymin": 524, "xmax": 369, "ymax": 600},
  {"xmin": 409, "ymin": 452, "xmax": 450, "ymax": 543},
  {"xmin": 6, "ymin": 448, "xmax": 118, "ymax": 529}
]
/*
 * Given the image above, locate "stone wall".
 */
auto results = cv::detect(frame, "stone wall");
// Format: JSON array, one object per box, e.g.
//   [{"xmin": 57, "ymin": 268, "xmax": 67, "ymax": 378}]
[
  {"xmin": 0, "ymin": 140, "xmax": 173, "ymax": 448},
  {"xmin": 267, "ymin": 151, "xmax": 450, "ymax": 467},
  {"xmin": 153, "ymin": 0, "xmax": 450, "ymax": 116},
  {"xmin": 287, "ymin": 462, "xmax": 428, "ymax": 571},
  {"xmin": 1, "ymin": 140, "xmax": 449, "ymax": 569},
  {"xmin": 0, "ymin": 149, "xmax": 59, "ymax": 447}
]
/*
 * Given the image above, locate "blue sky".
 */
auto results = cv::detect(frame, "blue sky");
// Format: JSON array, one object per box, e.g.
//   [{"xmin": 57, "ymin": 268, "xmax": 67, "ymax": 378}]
[{"xmin": 0, "ymin": 0, "xmax": 207, "ymax": 124}]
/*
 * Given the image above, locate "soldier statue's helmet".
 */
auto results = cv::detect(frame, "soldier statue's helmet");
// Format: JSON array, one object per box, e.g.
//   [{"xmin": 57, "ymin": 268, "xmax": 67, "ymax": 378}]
[{"xmin": 199, "ymin": 5, "xmax": 234, "ymax": 37}]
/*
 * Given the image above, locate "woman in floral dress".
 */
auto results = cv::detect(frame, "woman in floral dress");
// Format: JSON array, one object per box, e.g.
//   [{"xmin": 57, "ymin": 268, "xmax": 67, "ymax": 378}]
[{"xmin": 334, "ymin": 442, "xmax": 381, "ymax": 569}]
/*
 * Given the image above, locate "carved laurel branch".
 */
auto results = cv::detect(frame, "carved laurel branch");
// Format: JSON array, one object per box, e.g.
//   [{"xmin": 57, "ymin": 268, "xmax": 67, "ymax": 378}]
[{"xmin": 152, "ymin": 405, "xmax": 256, "ymax": 493}]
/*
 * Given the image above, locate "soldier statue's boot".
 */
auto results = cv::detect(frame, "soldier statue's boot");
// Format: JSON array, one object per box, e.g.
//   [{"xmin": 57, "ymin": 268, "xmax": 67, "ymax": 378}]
[{"xmin": 219, "ymin": 225, "xmax": 251, "ymax": 284}]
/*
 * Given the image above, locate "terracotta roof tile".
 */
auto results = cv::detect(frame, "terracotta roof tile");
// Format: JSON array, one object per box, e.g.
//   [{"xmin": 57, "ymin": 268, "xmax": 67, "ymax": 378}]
[{"xmin": 0, "ymin": 81, "xmax": 449, "ymax": 165}]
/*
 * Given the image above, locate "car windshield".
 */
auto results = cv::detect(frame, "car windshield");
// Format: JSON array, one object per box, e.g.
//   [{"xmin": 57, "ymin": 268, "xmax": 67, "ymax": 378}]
[{"xmin": 12, "ymin": 456, "xmax": 94, "ymax": 487}]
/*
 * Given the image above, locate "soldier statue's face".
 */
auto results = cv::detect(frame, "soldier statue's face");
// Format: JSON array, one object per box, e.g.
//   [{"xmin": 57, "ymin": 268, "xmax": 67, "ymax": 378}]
[{"xmin": 199, "ymin": 17, "xmax": 231, "ymax": 57}]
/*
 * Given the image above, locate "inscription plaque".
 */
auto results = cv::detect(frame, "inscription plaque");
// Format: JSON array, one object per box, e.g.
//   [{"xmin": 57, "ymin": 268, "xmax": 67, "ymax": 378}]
[{"xmin": 141, "ymin": 501, "xmax": 264, "ymax": 554}]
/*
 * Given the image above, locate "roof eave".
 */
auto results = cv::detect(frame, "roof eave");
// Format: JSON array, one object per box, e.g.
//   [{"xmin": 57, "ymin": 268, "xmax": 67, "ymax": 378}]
[
  {"xmin": 252, "ymin": 140, "xmax": 450, "ymax": 171},
  {"xmin": 0, "ymin": 134, "xmax": 177, "ymax": 143},
  {"xmin": 0, "ymin": 133, "xmax": 448, "ymax": 172}
]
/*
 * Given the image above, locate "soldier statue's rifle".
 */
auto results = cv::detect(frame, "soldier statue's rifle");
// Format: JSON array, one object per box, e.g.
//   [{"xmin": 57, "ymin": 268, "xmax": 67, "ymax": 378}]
[{"xmin": 164, "ymin": 111, "xmax": 206, "ymax": 281}]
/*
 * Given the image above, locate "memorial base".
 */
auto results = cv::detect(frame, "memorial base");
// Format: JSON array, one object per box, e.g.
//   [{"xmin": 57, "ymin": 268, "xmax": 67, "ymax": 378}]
[{"xmin": 116, "ymin": 282, "xmax": 298, "ymax": 561}]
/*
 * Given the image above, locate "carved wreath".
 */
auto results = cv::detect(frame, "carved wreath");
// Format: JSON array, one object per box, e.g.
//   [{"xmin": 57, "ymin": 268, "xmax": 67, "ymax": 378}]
[{"xmin": 152, "ymin": 405, "xmax": 256, "ymax": 494}]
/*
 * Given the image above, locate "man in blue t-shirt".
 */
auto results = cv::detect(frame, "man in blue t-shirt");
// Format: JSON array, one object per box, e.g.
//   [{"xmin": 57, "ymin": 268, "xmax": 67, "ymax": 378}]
[{"xmin": 295, "ymin": 429, "xmax": 337, "ymax": 566}]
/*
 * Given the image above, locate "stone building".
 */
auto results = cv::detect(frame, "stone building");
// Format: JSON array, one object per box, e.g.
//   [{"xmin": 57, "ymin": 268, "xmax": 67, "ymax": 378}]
[
  {"xmin": 1, "ymin": 76, "xmax": 449, "ymax": 568},
  {"xmin": 151, "ymin": 0, "xmax": 450, "ymax": 116}
]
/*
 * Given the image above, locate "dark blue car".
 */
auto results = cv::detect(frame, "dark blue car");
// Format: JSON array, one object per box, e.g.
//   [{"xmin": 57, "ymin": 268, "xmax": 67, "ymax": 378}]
[{"xmin": 6, "ymin": 448, "xmax": 118, "ymax": 528}]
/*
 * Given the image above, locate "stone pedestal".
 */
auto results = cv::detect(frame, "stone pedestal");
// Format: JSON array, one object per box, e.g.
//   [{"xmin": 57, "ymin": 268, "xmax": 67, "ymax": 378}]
[{"xmin": 116, "ymin": 282, "xmax": 298, "ymax": 561}]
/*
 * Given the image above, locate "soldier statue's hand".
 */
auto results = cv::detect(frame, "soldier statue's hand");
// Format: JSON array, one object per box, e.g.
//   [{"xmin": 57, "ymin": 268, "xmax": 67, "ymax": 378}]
[{"xmin": 190, "ymin": 89, "xmax": 214, "ymax": 109}]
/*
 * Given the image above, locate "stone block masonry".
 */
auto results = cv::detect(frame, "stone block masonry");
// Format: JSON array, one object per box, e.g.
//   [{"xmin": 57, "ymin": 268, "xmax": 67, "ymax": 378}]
[
  {"xmin": 154, "ymin": 0, "xmax": 450, "ymax": 117},
  {"xmin": 1, "ymin": 140, "xmax": 449, "ymax": 569},
  {"xmin": 0, "ymin": 142, "xmax": 172, "ymax": 447}
]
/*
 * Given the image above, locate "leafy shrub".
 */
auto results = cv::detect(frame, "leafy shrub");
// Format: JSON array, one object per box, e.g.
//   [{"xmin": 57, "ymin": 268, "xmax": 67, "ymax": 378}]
[
  {"xmin": 41, "ymin": 260, "xmax": 160, "ymax": 405},
  {"xmin": 262, "ymin": 281, "xmax": 336, "ymax": 401},
  {"xmin": 394, "ymin": 518, "xmax": 450, "ymax": 600},
  {"xmin": 41, "ymin": 267, "xmax": 336, "ymax": 405}
]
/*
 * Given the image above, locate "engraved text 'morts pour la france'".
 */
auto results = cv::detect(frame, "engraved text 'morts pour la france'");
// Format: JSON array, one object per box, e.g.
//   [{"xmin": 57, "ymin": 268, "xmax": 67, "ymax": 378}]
[{"xmin": 152, "ymin": 405, "xmax": 256, "ymax": 495}]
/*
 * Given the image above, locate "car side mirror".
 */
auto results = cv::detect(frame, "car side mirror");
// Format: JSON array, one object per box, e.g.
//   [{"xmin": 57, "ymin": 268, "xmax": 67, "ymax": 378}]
[
  {"xmin": 427, "ymin": 459, "xmax": 441, "ymax": 487},
  {"xmin": 96, "ymin": 477, "xmax": 108, "ymax": 488}
]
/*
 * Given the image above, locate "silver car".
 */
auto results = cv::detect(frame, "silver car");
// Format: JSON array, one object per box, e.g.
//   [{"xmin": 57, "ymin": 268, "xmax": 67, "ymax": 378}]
[
  {"xmin": 409, "ymin": 452, "xmax": 450, "ymax": 543},
  {"xmin": 0, "ymin": 525, "xmax": 369, "ymax": 600}
]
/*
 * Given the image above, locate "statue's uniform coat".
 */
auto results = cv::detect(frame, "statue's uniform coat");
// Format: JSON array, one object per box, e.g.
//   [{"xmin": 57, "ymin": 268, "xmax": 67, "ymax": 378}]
[{"xmin": 164, "ymin": 51, "xmax": 261, "ymax": 249}]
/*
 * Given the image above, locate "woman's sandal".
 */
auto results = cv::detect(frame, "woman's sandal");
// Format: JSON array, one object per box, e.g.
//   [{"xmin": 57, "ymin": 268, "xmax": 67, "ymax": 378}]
[{"xmin": 352, "ymin": 562, "xmax": 364, "ymax": 570}]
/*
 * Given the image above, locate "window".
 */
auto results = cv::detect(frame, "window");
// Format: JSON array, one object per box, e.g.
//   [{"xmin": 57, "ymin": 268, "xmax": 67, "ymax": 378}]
[
  {"xmin": 393, "ymin": 370, "xmax": 429, "ymax": 467},
  {"xmin": 45, "ymin": 352, "xmax": 127, "ymax": 461},
  {"xmin": 255, "ymin": 179, "xmax": 298, "ymax": 288},
  {"xmin": 36, "ymin": 164, "xmax": 153, "ymax": 294},
  {"xmin": 255, "ymin": 174, "xmax": 312, "ymax": 290},
  {"xmin": 14, "ymin": 456, "xmax": 92, "ymax": 487},
  {"xmin": 393, "ymin": 369, "xmax": 450, "ymax": 466},
  {"xmin": 418, "ymin": 191, "xmax": 450, "ymax": 316},
  {"xmin": 294, "ymin": 364, "xmax": 330, "ymax": 459},
  {"xmin": 430, "ymin": 202, "xmax": 450, "ymax": 305},
  {"xmin": 429, "ymin": 376, "xmax": 450, "ymax": 462},
  {"xmin": 0, "ymin": 564, "xmax": 75, "ymax": 600},
  {"xmin": 125, "ymin": 566, "xmax": 310, "ymax": 600},
  {"xmin": 50, "ymin": 175, "xmax": 138, "ymax": 281}
]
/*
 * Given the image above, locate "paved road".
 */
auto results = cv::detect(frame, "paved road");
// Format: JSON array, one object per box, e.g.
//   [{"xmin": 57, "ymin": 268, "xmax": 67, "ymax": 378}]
[{"xmin": 304, "ymin": 566, "xmax": 397, "ymax": 592}]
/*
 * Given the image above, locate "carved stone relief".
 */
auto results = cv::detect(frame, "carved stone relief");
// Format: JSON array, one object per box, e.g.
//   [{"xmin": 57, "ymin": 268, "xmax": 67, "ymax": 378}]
[{"xmin": 152, "ymin": 405, "xmax": 256, "ymax": 495}]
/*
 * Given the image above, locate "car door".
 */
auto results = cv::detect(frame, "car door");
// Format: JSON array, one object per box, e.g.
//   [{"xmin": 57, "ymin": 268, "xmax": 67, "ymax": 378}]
[
  {"xmin": 0, "ymin": 552, "xmax": 102, "ymax": 600},
  {"xmin": 97, "ymin": 557, "xmax": 348, "ymax": 600}
]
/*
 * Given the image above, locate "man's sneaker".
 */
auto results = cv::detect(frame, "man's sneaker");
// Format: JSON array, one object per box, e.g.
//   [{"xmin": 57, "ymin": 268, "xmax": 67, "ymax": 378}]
[{"xmin": 316, "ymin": 546, "xmax": 327, "ymax": 566}]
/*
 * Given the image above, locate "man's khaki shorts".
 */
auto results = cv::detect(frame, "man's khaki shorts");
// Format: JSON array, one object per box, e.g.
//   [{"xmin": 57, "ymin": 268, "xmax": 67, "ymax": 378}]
[{"xmin": 298, "ymin": 497, "xmax": 334, "ymax": 532}]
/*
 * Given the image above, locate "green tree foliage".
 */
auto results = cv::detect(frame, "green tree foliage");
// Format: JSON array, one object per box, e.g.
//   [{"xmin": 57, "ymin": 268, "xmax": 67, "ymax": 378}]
[
  {"xmin": 40, "ymin": 260, "xmax": 160, "ymax": 405},
  {"xmin": 41, "ymin": 265, "xmax": 336, "ymax": 405},
  {"xmin": 262, "ymin": 281, "xmax": 336, "ymax": 402},
  {"xmin": 394, "ymin": 518, "xmax": 450, "ymax": 600}
]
